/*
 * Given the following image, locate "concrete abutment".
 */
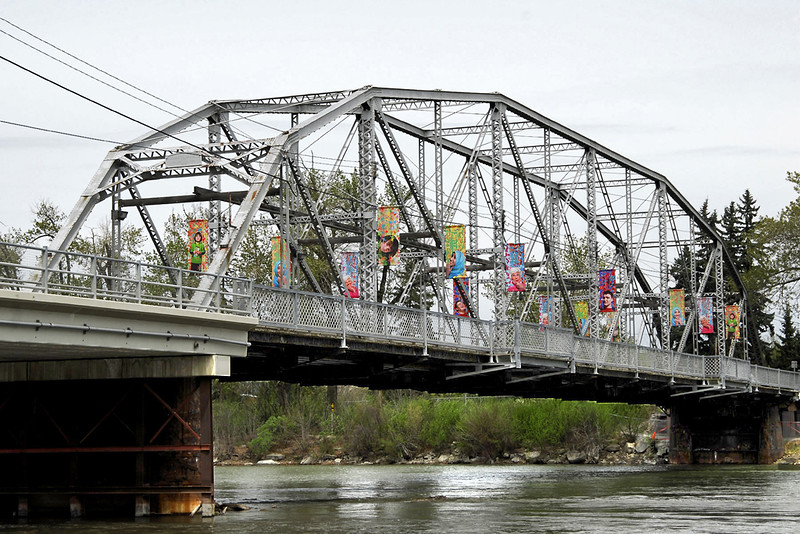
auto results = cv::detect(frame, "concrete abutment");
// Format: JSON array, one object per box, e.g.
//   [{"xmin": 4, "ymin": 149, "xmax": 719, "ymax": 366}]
[{"xmin": 669, "ymin": 397, "xmax": 786, "ymax": 464}]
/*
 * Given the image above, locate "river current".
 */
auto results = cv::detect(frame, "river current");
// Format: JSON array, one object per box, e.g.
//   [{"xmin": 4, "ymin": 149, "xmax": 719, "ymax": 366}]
[{"xmin": 2, "ymin": 464, "xmax": 799, "ymax": 533}]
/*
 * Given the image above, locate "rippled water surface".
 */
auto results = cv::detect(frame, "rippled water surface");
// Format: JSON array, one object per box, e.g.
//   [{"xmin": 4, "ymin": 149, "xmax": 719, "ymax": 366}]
[{"xmin": 3, "ymin": 464, "xmax": 800, "ymax": 533}]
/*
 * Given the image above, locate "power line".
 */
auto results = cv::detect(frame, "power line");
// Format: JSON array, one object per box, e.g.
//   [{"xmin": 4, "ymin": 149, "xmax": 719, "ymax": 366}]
[
  {"xmin": 0, "ymin": 17, "xmax": 187, "ymax": 116},
  {"xmin": 0, "ymin": 53, "xmax": 226, "ymax": 161},
  {"xmin": 0, "ymin": 119, "xmax": 122, "ymax": 144}
]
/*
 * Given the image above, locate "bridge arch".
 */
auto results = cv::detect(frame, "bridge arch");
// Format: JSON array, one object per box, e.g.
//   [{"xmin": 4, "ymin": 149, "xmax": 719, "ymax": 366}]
[{"xmin": 47, "ymin": 87, "xmax": 749, "ymax": 360}]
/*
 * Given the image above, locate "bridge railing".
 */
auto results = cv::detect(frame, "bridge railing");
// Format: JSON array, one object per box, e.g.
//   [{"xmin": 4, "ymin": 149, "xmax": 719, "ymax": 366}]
[
  {"xmin": 252, "ymin": 285, "xmax": 493, "ymax": 352},
  {"xmin": 751, "ymin": 365, "xmax": 800, "ymax": 392},
  {"xmin": 0, "ymin": 242, "xmax": 252, "ymax": 314}
]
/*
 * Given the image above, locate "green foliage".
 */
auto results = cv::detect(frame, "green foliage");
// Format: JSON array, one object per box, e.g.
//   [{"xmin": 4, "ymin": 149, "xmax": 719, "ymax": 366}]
[
  {"xmin": 339, "ymin": 401, "xmax": 384, "ymax": 457},
  {"xmin": 214, "ymin": 384, "xmax": 657, "ymax": 461},
  {"xmin": 457, "ymin": 399, "xmax": 516, "ymax": 458},
  {"xmin": 511, "ymin": 399, "xmax": 570, "ymax": 447},
  {"xmin": 249, "ymin": 415, "xmax": 292, "ymax": 457},
  {"xmin": 770, "ymin": 301, "xmax": 800, "ymax": 370}
]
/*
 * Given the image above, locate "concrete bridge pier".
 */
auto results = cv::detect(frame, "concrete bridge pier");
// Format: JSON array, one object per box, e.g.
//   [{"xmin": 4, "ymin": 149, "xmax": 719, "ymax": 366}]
[
  {"xmin": 669, "ymin": 395, "xmax": 785, "ymax": 464},
  {"xmin": 0, "ymin": 375, "xmax": 215, "ymax": 519},
  {"xmin": 0, "ymin": 290, "xmax": 255, "ymax": 518}
]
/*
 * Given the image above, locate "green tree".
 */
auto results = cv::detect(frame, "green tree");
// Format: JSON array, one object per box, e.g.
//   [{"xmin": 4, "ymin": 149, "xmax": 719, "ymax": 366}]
[
  {"xmin": 754, "ymin": 172, "xmax": 800, "ymax": 299},
  {"xmin": 775, "ymin": 301, "xmax": 800, "ymax": 370}
]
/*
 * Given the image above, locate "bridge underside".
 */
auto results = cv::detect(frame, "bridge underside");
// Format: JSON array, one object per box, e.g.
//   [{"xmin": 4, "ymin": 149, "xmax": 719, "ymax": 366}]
[
  {"xmin": 241, "ymin": 326, "xmax": 785, "ymax": 407},
  {"xmin": 0, "ymin": 377, "xmax": 214, "ymax": 519},
  {"xmin": 240, "ymin": 326, "xmax": 790, "ymax": 465},
  {"xmin": 242, "ymin": 329, "xmax": 675, "ymax": 403}
]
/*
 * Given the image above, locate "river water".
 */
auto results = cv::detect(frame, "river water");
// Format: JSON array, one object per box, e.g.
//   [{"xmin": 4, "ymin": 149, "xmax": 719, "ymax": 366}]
[{"xmin": 2, "ymin": 464, "xmax": 799, "ymax": 533}]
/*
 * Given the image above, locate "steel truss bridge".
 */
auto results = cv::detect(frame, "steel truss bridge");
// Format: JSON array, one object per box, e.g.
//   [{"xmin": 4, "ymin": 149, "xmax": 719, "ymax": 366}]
[
  {"xmin": 2, "ymin": 87, "xmax": 797, "ymax": 516},
  {"xmin": 45, "ymin": 86, "xmax": 753, "ymax": 362}
]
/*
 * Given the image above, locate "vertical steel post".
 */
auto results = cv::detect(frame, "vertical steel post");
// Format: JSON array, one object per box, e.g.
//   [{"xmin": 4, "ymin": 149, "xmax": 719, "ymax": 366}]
[
  {"xmin": 208, "ymin": 114, "xmax": 222, "ymax": 254},
  {"xmin": 586, "ymin": 149, "xmax": 599, "ymax": 338},
  {"xmin": 624, "ymin": 168, "xmax": 633, "ymax": 341},
  {"xmin": 658, "ymin": 183, "xmax": 669, "ymax": 350},
  {"xmin": 490, "ymin": 104, "xmax": 506, "ymax": 322},
  {"xmin": 690, "ymin": 222, "xmax": 699, "ymax": 355},
  {"xmin": 358, "ymin": 101, "xmax": 377, "ymax": 301},
  {"xmin": 434, "ymin": 101, "xmax": 443, "ymax": 223},
  {"xmin": 468, "ymin": 159, "xmax": 479, "ymax": 317},
  {"xmin": 716, "ymin": 243, "xmax": 725, "ymax": 356},
  {"xmin": 418, "ymin": 138, "xmax": 426, "ymax": 231}
]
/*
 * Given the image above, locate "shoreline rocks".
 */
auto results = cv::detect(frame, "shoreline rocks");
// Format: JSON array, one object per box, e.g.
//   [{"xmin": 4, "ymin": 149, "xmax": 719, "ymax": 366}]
[{"xmin": 217, "ymin": 437, "xmax": 670, "ymax": 467}]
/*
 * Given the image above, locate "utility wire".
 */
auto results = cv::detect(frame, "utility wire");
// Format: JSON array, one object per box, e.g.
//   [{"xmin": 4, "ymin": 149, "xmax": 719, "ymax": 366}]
[
  {"xmin": 0, "ymin": 53, "xmax": 239, "ymax": 163},
  {"xmin": 0, "ymin": 119, "xmax": 123, "ymax": 144},
  {"xmin": 0, "ymin": 17, "xmax": 188, "ymax": 115}
]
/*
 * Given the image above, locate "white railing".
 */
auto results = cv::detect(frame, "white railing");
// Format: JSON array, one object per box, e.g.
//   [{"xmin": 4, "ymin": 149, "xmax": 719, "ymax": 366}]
[
  {"xmin": 0, "ymin": 242, "xmax": 252, "ymax": 315},
  {"xmin": 2, "ymin": 241, "xmax": 799, "ymax": 394}
]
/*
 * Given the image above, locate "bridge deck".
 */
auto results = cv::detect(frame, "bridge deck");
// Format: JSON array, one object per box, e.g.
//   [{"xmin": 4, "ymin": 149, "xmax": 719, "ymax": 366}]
[{"xmin": 0, "ymin": 242, "xmax": 798, "ymax": 403}]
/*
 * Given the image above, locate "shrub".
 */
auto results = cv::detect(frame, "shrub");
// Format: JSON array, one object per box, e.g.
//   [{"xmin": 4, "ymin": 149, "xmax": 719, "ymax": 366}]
[
  {"xmin": 248, "ymin": 415, "xmax": 292, "ymax": 458},
  {"xmin": 457, "ymin": 400, "xmax": 516, "ymax": 458},
  {"xmin": 340, "ymin": 402, "xmax": 384, "ymax": 457},
  {"xmin": 421, "ymin": 399, "xmax": 462, "ymax": 451}
]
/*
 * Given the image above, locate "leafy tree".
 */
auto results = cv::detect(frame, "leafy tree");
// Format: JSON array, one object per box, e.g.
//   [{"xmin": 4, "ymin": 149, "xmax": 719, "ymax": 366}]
[{"xmin": 754, "ymin": 172, "xmax": 800, "ymax": 299}]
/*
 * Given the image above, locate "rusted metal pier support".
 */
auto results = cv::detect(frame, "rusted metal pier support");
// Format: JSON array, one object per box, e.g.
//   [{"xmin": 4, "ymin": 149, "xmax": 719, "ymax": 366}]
[
  {"xmin": 669, "ymin": 397, "xmax": 786, "ymax": 464},
  {"xmin": 0, "ymin": 377, "xmax": 214, "ymax": 518}
]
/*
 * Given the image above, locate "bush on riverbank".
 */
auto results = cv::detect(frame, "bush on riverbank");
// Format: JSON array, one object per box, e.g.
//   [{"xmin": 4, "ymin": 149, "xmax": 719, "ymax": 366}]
[{"xmin": 213, "ymin": 382, "xmax": 655, "ymax": 463}]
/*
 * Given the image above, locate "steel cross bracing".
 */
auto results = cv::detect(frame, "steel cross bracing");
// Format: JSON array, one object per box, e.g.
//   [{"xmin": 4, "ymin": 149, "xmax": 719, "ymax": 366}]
[{"xmin": 44, "ymin": 87, "xmax": 753, "ymax": 359}]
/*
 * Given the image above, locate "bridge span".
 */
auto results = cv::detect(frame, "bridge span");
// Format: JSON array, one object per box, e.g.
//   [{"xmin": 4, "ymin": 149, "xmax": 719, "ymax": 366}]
[
  {"xmin": 0, "ymin": 242, "xmax": 798, "ymax": 518},
  {"xmin": 0, "ymin": 86, "xmax": 794, "ymax": 518}
]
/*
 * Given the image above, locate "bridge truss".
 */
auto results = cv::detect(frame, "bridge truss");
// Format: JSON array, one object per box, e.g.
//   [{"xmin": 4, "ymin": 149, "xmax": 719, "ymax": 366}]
[{"xmin": 48, "ymin": 87, "xmax": 750, "ymax": 360}]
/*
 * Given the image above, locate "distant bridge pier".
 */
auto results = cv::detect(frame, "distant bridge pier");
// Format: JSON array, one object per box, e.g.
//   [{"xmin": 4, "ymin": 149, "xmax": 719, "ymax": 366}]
[{"xmin": 669, "ymin": 397, "xmax": 786, "ymax": 464}]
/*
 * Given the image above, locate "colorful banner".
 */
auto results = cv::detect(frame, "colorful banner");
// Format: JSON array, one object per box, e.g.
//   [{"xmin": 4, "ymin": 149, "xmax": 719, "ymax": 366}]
[
  {"xmin": 188, "ymin": 219, "xmax": 209, "ymax": 272},
  {"xmin": 598, "ymin": 269, "xmax": 616, "ymax": 312},
  {"xmin": 538, "ymin": 296, "xmax": 551, "ymax": 326},
  {"xmin": 505, "ymin": 243, "xmax": 527, "ymax": 292},
  {"xmin": 341, "ymin": 251, "xmax": 359, "ymax": 298},
  {"xmin": 725, "ymin": 305, "xmax": 740, "ymax": 340},
  {"xmin": 698, "ymin": 297, "xmax": 714, "ymax": 334},
  {"xmin": 669, "ymin": 289, "xmax": 686, "ymax": 326},
  {"xmin": 377, "ymin": 206, "xmax": 400, "ymax": 266},
  {"xmin": 444, "ymin": 225, "xmax": 467, "ymax": 279},
  {"xmin": 575, "ymin": 301, "xmax": 589, "ymax": 336},
  {"xmin": 453, "ymin": 279, "xmax": 469, "ymax": 317},
  {"xmin": 271, "ymin": 236, "xmax": 290, "ymax": 288}
]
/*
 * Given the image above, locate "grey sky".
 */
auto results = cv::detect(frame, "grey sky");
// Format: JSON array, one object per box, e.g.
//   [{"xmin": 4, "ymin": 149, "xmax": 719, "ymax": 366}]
[{"xmin": 1, "ymin": 0, "xmax": 798, "ymax": 231}]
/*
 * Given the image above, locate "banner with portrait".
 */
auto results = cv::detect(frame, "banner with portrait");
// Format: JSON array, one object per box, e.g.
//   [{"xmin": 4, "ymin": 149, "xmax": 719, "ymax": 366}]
[
  {"xmin": 575, "ymin": 301, "xmax": 589, "ymax": 336},
  {"xmin": 598, "ymin": 269, "xmax": 616, "ymax": 312},
  {"xmin": 444, "ymin": 225, "xmax": 467, "ymax": 279},
  {"xmin": 698, "ymin": 297, "xmax": 714, "ymax": 334},
  {"xmin": 505, "ymin": 243, "xmax": 527, "ymax": 292},
  {"xmin": 187, "ymin": 219, "xmax": 209, "ymax": 272},
  {"xmin": 725, "ymin": 305, "xmax": 740, "ymax": 340},
  {"xmin": 341, "ymin": 251, "xmax": 359, "ymax": 298},
  {"xmin": 271, "ymin": 236, "xmax": 290, "ymax": 288},
  {"xmin": 538, "ymin": 296, "xmax": 551, "ymax": 326},
  {"xmin": 453, "ymin": 279, "xmax": 469, "ymax": 317},
  {"xmin": 377, "ymin": 206, "xmax": 400, "ymax": 266},
  {"xmin": 669, "ymin": 289, "xmax": 686, "ymax": 326}
]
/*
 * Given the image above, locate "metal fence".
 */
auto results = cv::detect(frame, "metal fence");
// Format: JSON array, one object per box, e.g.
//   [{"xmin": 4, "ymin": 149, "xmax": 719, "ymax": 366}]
[
  {"xmin": 0, "ymin": 242, "xmax": 252, "ymax": 314},
  {"xmin": 2, "ymin": 241, "xmax": 799, "ymax": 394}
]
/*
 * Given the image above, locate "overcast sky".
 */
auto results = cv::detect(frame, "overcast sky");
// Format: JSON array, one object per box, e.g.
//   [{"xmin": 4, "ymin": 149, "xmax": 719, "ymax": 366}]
[{"xmin": 1, "ymin": 0, "xmax": 798, "ymax": 233}]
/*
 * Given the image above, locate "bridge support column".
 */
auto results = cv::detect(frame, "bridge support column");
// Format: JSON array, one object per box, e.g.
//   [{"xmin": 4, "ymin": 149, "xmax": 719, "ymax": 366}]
[
  {"xmin": 669, "ymin": 397, "xmax": 785, "ymax": 464},
  {"xmin": 0, "ymin": 377, "xmax": 214, "ymax": 518}
]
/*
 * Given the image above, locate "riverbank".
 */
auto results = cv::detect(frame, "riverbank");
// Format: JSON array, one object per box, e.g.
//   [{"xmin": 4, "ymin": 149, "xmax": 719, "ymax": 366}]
[{"xmin": 216, "ymin": 435, "xmax": 670, "ymax": 467}]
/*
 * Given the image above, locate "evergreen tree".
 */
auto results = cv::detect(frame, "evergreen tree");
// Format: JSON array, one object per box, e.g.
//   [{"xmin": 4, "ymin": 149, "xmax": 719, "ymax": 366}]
[{"xmin": 776, "ymin": 301, "xmax": 800, "ymax": 370}]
